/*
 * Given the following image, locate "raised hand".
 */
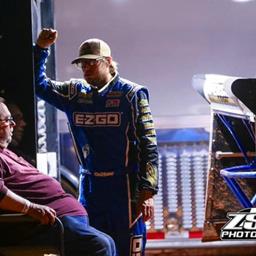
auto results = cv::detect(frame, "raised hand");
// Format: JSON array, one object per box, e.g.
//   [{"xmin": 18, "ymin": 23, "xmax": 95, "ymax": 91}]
[{"xmin": 37, "ymin": 28, "xmax": 58, "ymax": 49}]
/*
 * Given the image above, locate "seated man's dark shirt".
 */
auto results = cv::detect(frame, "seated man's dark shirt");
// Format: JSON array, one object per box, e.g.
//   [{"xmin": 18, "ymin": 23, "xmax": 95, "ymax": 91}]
[{"xmin": 0, "ymin": 148, "xmax": 86, "ymax": 217}]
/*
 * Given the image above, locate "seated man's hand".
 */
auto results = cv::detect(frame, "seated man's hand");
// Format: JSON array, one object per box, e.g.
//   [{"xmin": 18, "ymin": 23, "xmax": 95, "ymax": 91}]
[
  {"xmin": 27, "ymin": 203, "xmax": 56, "ymax": 225},
  {"xmin": 37, "ymin": 28, "xmax": 58, "ymax": 49}
]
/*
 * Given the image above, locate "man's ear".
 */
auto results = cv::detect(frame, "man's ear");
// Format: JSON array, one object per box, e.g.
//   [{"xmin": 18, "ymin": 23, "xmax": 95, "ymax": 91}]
[{"xmin": 105, "ymin": 56, "xmax": 112, "ymax": 65}]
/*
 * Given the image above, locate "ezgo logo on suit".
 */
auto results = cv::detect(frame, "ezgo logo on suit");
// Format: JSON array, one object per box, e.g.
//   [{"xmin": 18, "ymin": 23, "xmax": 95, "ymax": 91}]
[
  {"xmin": 73, "ymin": 112, "xmax": 121, "ymax": 127},
  {"xmin": 221, "ymin": 208, "xmax": 256, "ymax": 240}
]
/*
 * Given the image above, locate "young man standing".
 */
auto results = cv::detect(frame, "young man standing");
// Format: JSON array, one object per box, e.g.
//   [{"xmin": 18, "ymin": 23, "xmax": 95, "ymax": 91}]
[{"xmin": 34, "ymin": 28, "xmax": 158, "ymax": 256}]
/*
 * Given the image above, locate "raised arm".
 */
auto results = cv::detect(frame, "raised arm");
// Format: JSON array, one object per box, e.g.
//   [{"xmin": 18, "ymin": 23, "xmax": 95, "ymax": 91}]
[{"xmin": 33, "ymin": 28, "xmax": 75, "ymax": 111}]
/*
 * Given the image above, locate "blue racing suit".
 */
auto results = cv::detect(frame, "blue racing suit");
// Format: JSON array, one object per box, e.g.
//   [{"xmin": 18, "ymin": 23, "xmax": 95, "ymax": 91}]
[{"xmin": 34, "ymin": 45, "xmax": 158, "ymax": 256}]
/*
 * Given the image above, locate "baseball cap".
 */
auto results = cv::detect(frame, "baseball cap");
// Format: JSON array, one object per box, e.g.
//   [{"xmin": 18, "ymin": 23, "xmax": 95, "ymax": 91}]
[{"xmin": 71, "ymin": 38, "xmax": 111, "ymax": 64}]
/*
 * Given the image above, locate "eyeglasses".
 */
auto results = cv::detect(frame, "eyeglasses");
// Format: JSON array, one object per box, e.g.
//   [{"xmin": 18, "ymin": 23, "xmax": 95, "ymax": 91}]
[
  {"xmin": 0, "ymin": 116, "xmax": 15, "ymax": 124},
  {"xmin": 75, "ymin": 57, "xmax": 105, "ymax": 69}
]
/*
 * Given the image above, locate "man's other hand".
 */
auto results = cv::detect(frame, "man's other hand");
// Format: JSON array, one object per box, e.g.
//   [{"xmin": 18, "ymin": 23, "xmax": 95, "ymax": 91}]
[
  {"xmin": 141, "ymin": 198, "xmax": 154, "ymax": 222},
  {"xmin": 136, "ymin": 190, "xmax": 154, "ymax": 222}
]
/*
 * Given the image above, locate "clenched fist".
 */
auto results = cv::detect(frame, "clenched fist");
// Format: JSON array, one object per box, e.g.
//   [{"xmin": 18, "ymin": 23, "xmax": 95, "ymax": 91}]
[{"xmin": 37, "ymin": 28, "xmax": 58, "ymax": 49}]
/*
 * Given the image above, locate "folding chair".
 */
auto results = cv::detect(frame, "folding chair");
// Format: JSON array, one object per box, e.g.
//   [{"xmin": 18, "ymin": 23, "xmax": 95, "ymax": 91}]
[{"xmin": 0, "ymin": 213, "xmax": 65, "ymax": 256}]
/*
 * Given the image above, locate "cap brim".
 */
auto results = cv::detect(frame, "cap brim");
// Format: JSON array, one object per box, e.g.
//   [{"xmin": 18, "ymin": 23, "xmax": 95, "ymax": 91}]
[{"xmin": 71, "ymin": 54, "xmax": 102, "ymax": 64}]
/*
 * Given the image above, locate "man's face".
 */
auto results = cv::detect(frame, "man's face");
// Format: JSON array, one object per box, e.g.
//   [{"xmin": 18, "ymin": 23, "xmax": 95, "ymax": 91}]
[
  {"xmin": 78, "ymin": 57, "xmax": 111, "ymax": 86},
  {"xmin": 8, "ymin": 104, "xmax": 26, "ymax": 146},
  {"xmin": 0, "ymin": 103, "xmax": 16, "ymax": 146}
]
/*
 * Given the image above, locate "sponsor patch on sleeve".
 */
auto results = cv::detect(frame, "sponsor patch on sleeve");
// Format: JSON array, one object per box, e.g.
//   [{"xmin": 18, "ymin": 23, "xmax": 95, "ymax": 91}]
[
  {"xmin": 138, "ymin": 99, "xmax": 149, "ymax": 107},
  {"xmin": 146, "ymin": 162, "xmax": 157, "ymax": 187}
]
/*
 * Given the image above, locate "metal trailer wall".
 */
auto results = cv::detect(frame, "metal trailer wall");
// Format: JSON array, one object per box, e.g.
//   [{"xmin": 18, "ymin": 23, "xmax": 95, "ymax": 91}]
[{"xmin": 0, "ymin": 0, "xmax": 59, "ymax": 179}]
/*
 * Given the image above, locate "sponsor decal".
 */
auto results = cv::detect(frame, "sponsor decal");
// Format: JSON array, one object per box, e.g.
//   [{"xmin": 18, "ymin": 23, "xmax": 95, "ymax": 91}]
[
  {"xmin": 145, "ymin": 129, "xmax": 156, "ymax": 136},
  {"xmin": 105, "ymin": 99, "xmax": 120, "ymax": 108},
  {"xmin": 77, "ymin": 92, "xmax": 93, "ymax": 103},
  {"xmin": 146, "ymin": 162, "xmax": 157, "ymax": 187},
  {"xmin": 140, "ymin": 113, "xmax": 153, "ymax": 122},
  {"xmin": 221, "ymin": 208, "xmax": 256, "ymax": 240},
  {"xmin": 74, "ymin": 112, "xmax": 121, "ymax": 127},
  {"xmin": 77, "ymin": 99, "xmax": 93, "ymax": 104},
  {"xmin": 147, "ymin": 136, "xmax": 157, "ymax": 144},
  {"xmin": 138, "ymin": 99, "xmax": 149, "ymax": 107},
  {"xmin": 130, "ymin": 235, "xmax": 143, "ymax": 256},
  {"xmin": 140, "ymin": 106, "xmax": 151, "ymax": 114},
  {"xmin": 107, "ymin": 91, "xmax": 123, "ymax": 98},
  {"xmin": 70, "ymin": 84, "xmax": 75, "ymax": 94},
  {"xmin": 143, "ymin": 122, "xmax": 154, "ymax": 130},
  {"xmin": 94, "ymin": 172, "xmax": 114, "ymax": 177},
  {"xmin": 78, "ymin": 92, "xmax": 93, "ymax": 98},
  {"xmin": 68, "ymin": 84, "xmax": 77, "ymax": 99},
  {"xmin": 208, "ymin": 95, "xmax": 236, "ymax": 106}
]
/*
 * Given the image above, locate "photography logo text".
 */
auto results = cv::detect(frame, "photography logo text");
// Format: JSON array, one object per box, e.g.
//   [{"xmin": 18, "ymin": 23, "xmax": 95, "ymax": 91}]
[{"xmin": 221, "ymin": 208, "xmax": 256, "ymax": 240}]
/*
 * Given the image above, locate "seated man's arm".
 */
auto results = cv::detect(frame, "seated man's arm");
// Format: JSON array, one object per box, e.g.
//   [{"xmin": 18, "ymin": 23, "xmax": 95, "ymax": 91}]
[{"xmin": 0, "ymin": 189, "xmax": 56, "ymax": 225}]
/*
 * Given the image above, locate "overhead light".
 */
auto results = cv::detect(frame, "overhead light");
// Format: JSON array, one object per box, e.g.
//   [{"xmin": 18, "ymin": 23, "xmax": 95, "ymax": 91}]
[
  {"xmin": 112, "ymin": 0, "xmax": 128, "ymax": 3},
  {"xmin": 231, "ymin": 0, "xmax": 254, "ymax": 2}
]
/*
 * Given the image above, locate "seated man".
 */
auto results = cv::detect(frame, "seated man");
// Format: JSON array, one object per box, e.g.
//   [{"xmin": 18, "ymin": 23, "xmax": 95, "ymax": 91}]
[{"xmin": 0, "ymin": 99, "xmax": 116, "ymax": 256}]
